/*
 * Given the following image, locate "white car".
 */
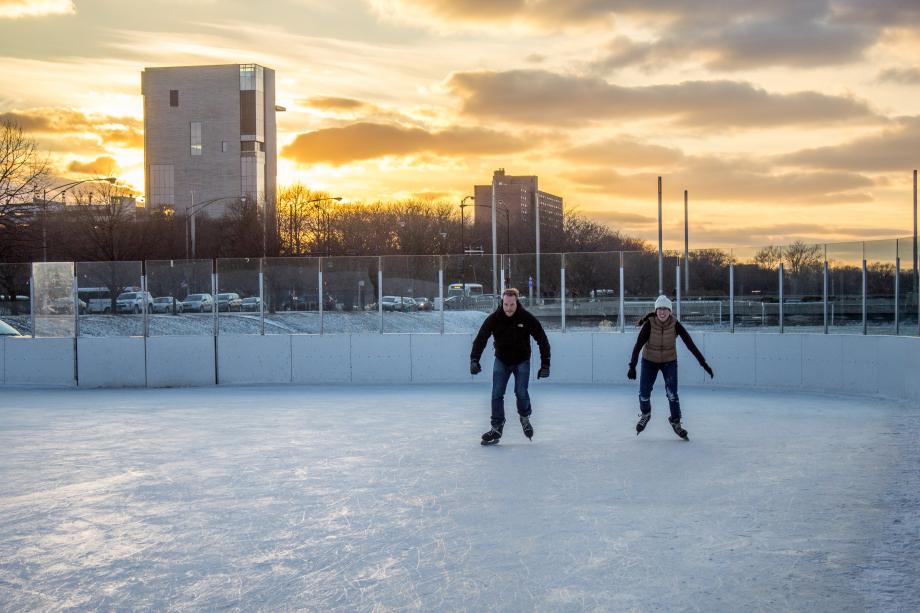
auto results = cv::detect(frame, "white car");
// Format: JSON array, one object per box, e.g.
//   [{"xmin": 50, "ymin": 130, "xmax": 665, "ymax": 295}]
[
  {"xmin": 180, "ymin": 293, "xmax": 214, "ymax": 313},
  {"xmin": 116, "ymin": 291, "xmax": 154, "ymax": 314},
  {"xmin": 151, "ymin": 296, "xmax": 181, "ymax": 314}
]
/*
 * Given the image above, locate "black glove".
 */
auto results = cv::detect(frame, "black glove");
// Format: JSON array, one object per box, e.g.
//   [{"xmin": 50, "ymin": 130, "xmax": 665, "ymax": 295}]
[
  {"xmin": 627, "ymin": 365, "xmax": 637, "ymax": 380},
  {"xmin": 470, "ymin": 359, "xmax": 482, "ymax": 375},
  {"xmin": 537, "ymin": 361, "xmax": 550, "ymax": 379},
  {"xmin": 702, "ymin": 362, "xmax": 714, "ymax": 379}
]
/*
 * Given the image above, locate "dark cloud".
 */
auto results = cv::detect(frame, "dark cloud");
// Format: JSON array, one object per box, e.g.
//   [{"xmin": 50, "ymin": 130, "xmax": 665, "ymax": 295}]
[
  {"xmin": 777, "ymin": 117, "xmax": 920, "ymax": 172},
  {"xmin": 876, "ymin": 67, "xmax": 920, "ymax": 85},
  {"xmin": 67, "ymin": 155, "xmax": 117, "ymax": 176},
  {"xmin": 446, "ymin": 70, "xmax": 878, "ymax": 128},
  {"xmin": 281, "ymin": 121, "xmax": 529, "ymax": 165}
]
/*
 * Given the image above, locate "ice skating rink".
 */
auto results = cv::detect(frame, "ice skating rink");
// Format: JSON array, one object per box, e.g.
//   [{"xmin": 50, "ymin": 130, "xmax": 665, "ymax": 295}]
[{"xmin": 1, "ymin": 384, "xmax": 917, "ymax": 612}]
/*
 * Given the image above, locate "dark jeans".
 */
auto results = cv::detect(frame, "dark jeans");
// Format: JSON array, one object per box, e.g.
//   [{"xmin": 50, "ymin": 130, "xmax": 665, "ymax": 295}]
[
  {"xmin": 491, "ymin": 358, "xmax": 532, "ymax": 428},
  {"xmin": 638, "ymin": 358, "xmax": 681, "ymax": 420}
]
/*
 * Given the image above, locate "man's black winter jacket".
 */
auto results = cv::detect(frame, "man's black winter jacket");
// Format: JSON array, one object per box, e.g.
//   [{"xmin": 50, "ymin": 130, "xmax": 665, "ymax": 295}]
[{"xmin": 470, "ymin": 304, "xmax": 551, "ymax": 367}]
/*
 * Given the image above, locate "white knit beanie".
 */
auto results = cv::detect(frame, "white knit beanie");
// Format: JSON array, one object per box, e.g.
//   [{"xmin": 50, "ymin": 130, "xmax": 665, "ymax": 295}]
[{"xmin": 654, "ymin": 295, "xmax": 672, "ymax": 311}]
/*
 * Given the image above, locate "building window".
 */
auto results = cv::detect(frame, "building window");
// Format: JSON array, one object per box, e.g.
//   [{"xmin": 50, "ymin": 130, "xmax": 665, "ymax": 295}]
[
  {"xmin": 190, "ymin": 122, "xmax": 202, "ymax": 156},
  {"xmin": 170, "ymin": 90, "xmax": 178, "ymax": 107},
  {"xmin": 149, "ymin": 164, "xmax": 175, "ymax": 208},
  {"xmin": 221, "ymin": 141, "xmax": 228, "ymax": 153}
]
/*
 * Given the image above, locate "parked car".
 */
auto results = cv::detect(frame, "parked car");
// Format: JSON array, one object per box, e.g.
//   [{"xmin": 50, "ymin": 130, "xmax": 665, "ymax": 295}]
[
  {"xmin": 151, "ymin": 296, "xmax": 181, "ymax": 314},
  {"xmin": 240, "ymin": 297, "xmax": 262, "ymax": 312},
  {"xmin": 381, "ymin": 295, "xmax": 401, "ymax": 311},
  {"xmin": 216, "ymin": 292, "xmax": 242, "ymax": 312},
  {"xmin": 116, "ymin": 291, "xmax": 154, "ymax": 314},
  {"xmin": 402, "ymin": 297, "xmax": 418, "ymax": 312},
  {"xmin": 50, "ymin": 297, "xmax": 87, "ymax": 314},
  {"xmin": 414, "ymin": 297, "xmax": 433, "ymax": 311},
  {"xmin": 180, "ymin": 293, "xmax": 214, "ymax": 313},
  {"xmin": 0, "ymin": 318, "xmax": 22, "ymax": 336}
]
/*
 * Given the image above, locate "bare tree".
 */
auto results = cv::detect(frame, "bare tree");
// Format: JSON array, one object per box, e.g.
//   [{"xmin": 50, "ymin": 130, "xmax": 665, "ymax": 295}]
[
  {"xmin": 276, "ymin": 183, "xmax": 327, "ymax": 255},
  {"xmin": 783, "ymin": 240, "xmax": 822, "ymax": 276},
  {"xmin": 0, "ymin": 119, "xmax": 50, "ymax": 259},
  {"xmin": 66, "ymin": 181, "xmax": 151, "ymax": 261},
  {"xmin": 753, "ymin": 245, "xmax": 783, "ymax": 270}
]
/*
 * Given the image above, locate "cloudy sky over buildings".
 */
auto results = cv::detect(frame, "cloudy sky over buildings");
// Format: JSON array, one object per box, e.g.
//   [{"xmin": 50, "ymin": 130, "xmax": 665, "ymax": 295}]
[{"xmin": 1, "ymin": 0, "xmax": 919, "ymax": 249}]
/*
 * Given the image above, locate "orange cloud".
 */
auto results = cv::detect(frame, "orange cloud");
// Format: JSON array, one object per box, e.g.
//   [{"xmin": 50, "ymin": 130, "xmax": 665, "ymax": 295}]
[
  {"xmin": 67, "ymin": 155, "xmax": 117, "ymax": 176},
  {"xmin": 0, "ymin": 108, "xmax": 143, "ymax": 147},
  {"xmin": 282, "ymin": 121, "xmax": 530, "ymax": 165},
  {"xmin": 0, "ymin": 0, "xmax": 74, "ymax": 19}
]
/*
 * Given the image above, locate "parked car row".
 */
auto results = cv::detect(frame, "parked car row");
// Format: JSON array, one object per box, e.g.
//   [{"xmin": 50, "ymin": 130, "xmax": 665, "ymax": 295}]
[{"xmin": 380, "ymin": 296, "xmax": 437, "ymax": 312}]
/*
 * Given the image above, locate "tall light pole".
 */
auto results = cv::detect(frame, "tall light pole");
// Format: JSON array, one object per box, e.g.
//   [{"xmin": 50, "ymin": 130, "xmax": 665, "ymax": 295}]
[
  {"xmin": 658, "ymin": 176, "xmax": 663, "ymax": 295},
  {"xmin": 187, "ymin": 195, "xmax": 246, "ymax": 259},
  {"xmin": 684, "ymin": 189, "xmax": 689, "ymax": 294},
  {"xmin": 913, "ymin": 169, "xmax": 917, "ymax": 301},
  {"xmin": 459, "ymin": 195, "xmax": 473, "ymax": 254},
  {"xmin": 491, "ymin": 172, "xmax": 499, "ymax": 295},
  {"xmin": 42, "ymin": 177, "xmax": 117, "ymax": 262},
  {"xmin": 311, "ymin": 197, "xmax": 342, "ymax": 257}
]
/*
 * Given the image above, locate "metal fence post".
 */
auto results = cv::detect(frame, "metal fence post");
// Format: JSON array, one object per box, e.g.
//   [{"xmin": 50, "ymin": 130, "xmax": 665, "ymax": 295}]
[
  {"xmin": 378, "ymin": 258, "xmax": 383, "ymax": 334},
  {"xmin": 212, "ymin": 269, "xmax": 218, "ymax": 338},
  {"xmin": 318, "ymin": 263, "xmax": 324, "ymax": 335},
  {"xmin": 862, "ymin": 257, "xmax": 868, "ymax": 335},
  {"xmin": 729, "ymin": 263, "xmax": 734, "ymax": 333},
  {"xmin": 823, "ymin": 261, "xmax": 829, "ymax": 334},
  {"xmin": 675, "ymin": 265, "xmax": 681, "ymax": 319},
  {"xmin": 895, "ymin": 254, "xmax": 900, "ymax": 336},
  {"xmin": 438, "ymin": 258, "xmax": 444, "ymax": 335},
  {"xmin": 779, "ymin": 263, "xmax": 784, "ymax": 333},
  {"xmin": 560, "ymin": 262, "xmax": 566, "ymax": 333},
  {"xmin": 259, "ymin": 261, "xmax": 265, "ymax": 336},
  {"xmin": 141, "ymin": 273, "xmax": 148, "ymax": 338},
  {"xmin": 73, "ymin": 273, "xmax": 80, "ymax": 338},
  {"xmin": 619, "ymin": 260, "xmax": 625, "ymax": 333}
]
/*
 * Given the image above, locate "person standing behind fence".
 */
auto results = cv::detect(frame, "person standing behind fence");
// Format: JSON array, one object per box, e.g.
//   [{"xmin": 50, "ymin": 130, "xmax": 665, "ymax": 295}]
[
  {"xmin": 627, "ymin": 295, "xmax": 713, "ymax": 440},
  {"xmin": 470, "ymin": 288, "xmax": 551, "ymax": 446}
]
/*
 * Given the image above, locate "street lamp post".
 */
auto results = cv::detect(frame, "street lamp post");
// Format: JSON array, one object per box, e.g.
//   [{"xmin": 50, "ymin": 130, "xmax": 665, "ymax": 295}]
[
  {"xmin": 310, "ymin": 197, "xmax": 342, "ymax": 257},
  {"xmin": 459, "ymin": 195, "xmax": 474, "ymax": 254},
  {"xmin": 42, "ymin": 177, "xmax": 117, "ymax": 261},
  {"xmin": 187, "ymin": 195, "xmax": 247, "ymax": 259}
]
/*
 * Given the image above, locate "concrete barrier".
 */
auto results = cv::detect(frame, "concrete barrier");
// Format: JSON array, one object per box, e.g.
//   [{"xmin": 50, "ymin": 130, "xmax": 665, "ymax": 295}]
[
  {"xmin": 218, "ymin": 334, "xmax": 292, "ymax": 385},
  {"xmin": 146, "ymin": 336, "xmax": 215, "ymax": 388},
  {"xmin": 78, "ymin": 337, "xmax": 147, "ymax": 388},
  {"xmin": 292, "ymin": 335, "xmax": 351, "ymax": 384},
  {"xmin": 4, "ymin": 337, "xmax": 75, "ymax": 386}
]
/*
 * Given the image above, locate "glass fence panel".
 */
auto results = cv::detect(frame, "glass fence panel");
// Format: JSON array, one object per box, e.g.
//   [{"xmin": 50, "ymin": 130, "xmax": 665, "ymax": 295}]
[
  {"xmin": 216, "ymin": 258, "xmax": 261, "ymax": 335},
  {"xmin": 0, "ymin": 262, "xmax": 31, "ymax": 336},
  {"xmin": 864, "ymin": 239, "xmax": 897, "ymax": 335},
  {"xmin": 731, "ymin": 247, "xmax": 779, "ymax": 331},
  {"xmin": 32, "ymin": 261, "xmax": 75, "ymax": 337},
  {"xmin": 322, "ymin": 256, "xmax": 379, "ymax": 334},
  {"xmin": 780, "ymin": 243, "xmax": 824, "ymax": 332},
  {"xmin": 826, "ymin": 241, "xmax": 863, "ymax": 334},
  {"xmin": 563, "ymin": 251, "xmax": 620, "ymax": 332},
  {"xmin": 76, "ymin": 261, "xmax": 144, "ymax": 336},
  {"xmin": 681, "ymin": 248, "xmax": 731, "ymax": 329},
  {"xmin": 622, "ymin": 250, "xmax": 659, "ymax": 325},
  {"xmin": 504, "ymin": 253, "xmax": 563, "ymax": 331},
  {"xmin": 443, "ymin": 253, "xmax": 497, "ymax": 334},
  {"xmin": 263, "ymin": 257, "xmax": 320, "ymax": 335},
  {"xmin": 897, "ymin": 237, "xmax": 919, "ymax": 334},
  {"xmin": 146, "ymin": 259, "xmax": 214, "ymax": 336},
  {"xmin": 381, "ymin": 255, "xmax": 440, "ymax": 333}
]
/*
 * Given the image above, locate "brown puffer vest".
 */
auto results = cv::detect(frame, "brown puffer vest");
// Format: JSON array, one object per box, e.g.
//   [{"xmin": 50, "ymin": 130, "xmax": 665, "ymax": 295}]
[{"xmin": 642, "ymin": 313, "xmax": 677, "ymax": 363}]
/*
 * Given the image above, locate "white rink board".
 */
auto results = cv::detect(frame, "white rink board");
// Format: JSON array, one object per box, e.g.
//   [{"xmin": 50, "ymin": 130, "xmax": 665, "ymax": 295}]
[
  {"xmin": 146, "ymin": 336, "xmax": 215, "ymax": 388},
  {"xmin": 291, "ymin": 334, "xmax": 351, "ymax": 384},
  {"xmin": 410, "ymin": 333, "xmax": 472, "ymax": 383},
  {"xmin": 218, "ymin": 334, "xmax": 292, "ymax": 385},
  {"xmin": 4, "ymin": 337, "xmax": 74, "ymax": 386},
  {"xmin": 351, "ymin": 334, "xmax": 411, "ymax": 383},
  {"xmin": 77, "ymin": 337, "xmax": 146, "ymax": 388}
]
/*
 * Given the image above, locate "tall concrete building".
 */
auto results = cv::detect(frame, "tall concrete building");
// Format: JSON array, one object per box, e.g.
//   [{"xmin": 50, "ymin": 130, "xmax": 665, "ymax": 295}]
[
  {"xmin": 472, "ymin": 169, "xmax": 563, "ymax": 252},
  {"xmin": 142, "ymin": 64, "xmax": 277, "ymax": 220}
]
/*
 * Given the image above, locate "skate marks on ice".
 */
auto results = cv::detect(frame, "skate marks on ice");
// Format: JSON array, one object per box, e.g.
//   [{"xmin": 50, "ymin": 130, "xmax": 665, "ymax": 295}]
[{"xmin": 0, "ymin": 385, "xmax": 918, "ymax": 611}]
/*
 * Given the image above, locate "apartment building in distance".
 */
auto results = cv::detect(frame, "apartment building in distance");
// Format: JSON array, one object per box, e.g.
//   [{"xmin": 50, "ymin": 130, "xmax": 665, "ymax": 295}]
[
  {"xmin": 142, "ymin": 64, "xmax": 277, "ymax": 220},
  {"xmin": 472, "ymin": 169, "xmax": 564, "ymax": 252}
]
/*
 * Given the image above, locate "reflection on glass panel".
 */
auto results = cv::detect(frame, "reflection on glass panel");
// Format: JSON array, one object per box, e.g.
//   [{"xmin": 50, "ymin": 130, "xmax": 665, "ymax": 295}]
[
  {"xmin": 731, "ymin": 246, "xmax": 780, "ymax": 331},
  {"xmin": 0, "ymin": 262, "xmax": 31, "ymax": 336},
  {"xmin": 505, "ymin": 253, "xmax": 563, "ymax": 331},
  {"xmin": 864, "ymin": 239, "xmax": 897, "ymax": 335},
  {"xmin": 32, "ymin": 262, "xmax": 75, "ymax": 337},
  {"xmin": 217, "ymin": 258, "xmax": 261, "ymax": 335},
  {"xmin": 442, "ymin": 254, "xmax": 497, "ymax": 334},
  {"xmin": 561, "ymin": 252, "xmax": 620, "ymax": 332},
  {"xmin": 780, "ymin": 243, "xmax": 824, "ymax": 332},
  {"xmin": 826, "ymin": 241, "xmax": 863, "ymax": 334},
  {"xmin": 263, "ymin": 257, "xmax": 320, "ymax": 334},
  {"xmin": 682, "ymin": 248, "xmax": 731, "ymax": 329},
  {"xmin": 76, "ymin": 261, "xmax": 144, "ymax": 336},
  {"xmin": 146, "ymin": 259, "xmax": 214, "ymax": 336},
  {"xmin": 381, "ymin": 255, "xmax": 440, "ymax": 333},
  {"xmin": 622, "ymin": 250, "xmax": 659, "ymax": 325},
  {"xmin": 897, "ymin": 237, "xmax": 919, "ymax": 335},
  {"xmin": 319, "ymin": 256, "xmax": 379, "ymax": 334}
]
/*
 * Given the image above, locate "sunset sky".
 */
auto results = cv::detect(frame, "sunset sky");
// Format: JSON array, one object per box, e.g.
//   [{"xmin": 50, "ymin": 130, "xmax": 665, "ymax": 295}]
[{"xmin": 1, "ymin": 0, "xmax": 919, "ymax": 249}]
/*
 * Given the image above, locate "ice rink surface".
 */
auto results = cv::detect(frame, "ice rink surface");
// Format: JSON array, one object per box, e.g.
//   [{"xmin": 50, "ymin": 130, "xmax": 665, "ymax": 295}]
[{"xmin": 1, "ymin": 383, "xmax": 918, "ymax": 612}]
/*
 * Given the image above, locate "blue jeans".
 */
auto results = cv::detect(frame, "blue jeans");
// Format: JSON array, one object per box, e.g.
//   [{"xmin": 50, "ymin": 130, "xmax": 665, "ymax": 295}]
[
  {"xmin": 491, "ymin": 358, "xmax": 532, "ymax": 428},
  {"xmin": 638, "ymin": 358, "xmax": 681, "ymax": 421}
]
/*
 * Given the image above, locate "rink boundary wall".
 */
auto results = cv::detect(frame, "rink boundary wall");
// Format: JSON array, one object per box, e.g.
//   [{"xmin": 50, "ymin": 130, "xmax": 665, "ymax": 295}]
[{"xmin": 1, "ymin": 333, "xmax": 918, "ymax": 403}]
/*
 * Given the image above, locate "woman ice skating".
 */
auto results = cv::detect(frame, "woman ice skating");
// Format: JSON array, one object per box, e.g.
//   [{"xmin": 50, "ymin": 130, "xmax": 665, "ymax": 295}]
[{"xmin": 627, "ymin": 295, "xmax": 713, "ymax": 440}]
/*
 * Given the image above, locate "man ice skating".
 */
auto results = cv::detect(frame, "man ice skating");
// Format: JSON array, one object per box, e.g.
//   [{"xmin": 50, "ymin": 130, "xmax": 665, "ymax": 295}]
[
  {"xmin": 470, "ymin": 288, "xmax": 551, "ymax": 445},
  {"xmin": 628, "ymin": 295, "xmax": 713, "ymax": 440}
]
